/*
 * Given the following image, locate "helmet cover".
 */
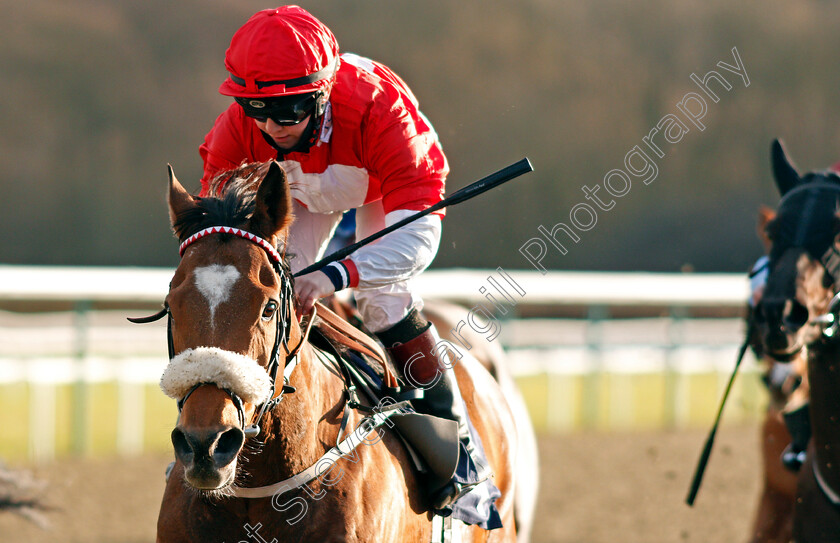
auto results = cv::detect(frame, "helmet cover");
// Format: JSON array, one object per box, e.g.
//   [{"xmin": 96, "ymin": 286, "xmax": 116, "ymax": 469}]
[{"xmin": 220, "ymin": 6, "xmax": 339, "ymax": 98}]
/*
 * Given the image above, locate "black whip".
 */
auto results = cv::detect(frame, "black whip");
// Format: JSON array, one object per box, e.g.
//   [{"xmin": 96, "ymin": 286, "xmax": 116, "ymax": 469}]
[
  {"xmin": 293, "ymin": 158, "xmax": 534, "ymax": 277},
  {"xmin": 685, "ymin": 319, "xmax": 755, "ymax": 506}
]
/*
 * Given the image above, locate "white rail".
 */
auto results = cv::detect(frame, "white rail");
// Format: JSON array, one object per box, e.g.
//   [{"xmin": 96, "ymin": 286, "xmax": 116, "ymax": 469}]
[
  {"xmin": 0, "ymin": 265, "xmax": 750, "ymax": 307},
  {"xmin": 0, "ymin": 266, "xmax": 758, "ymax": 460}
]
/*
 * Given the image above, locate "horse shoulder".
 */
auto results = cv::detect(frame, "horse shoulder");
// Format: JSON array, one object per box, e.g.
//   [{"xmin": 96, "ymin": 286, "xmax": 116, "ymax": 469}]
[{"xmin": 313, "ymin": 409, "xmax": 433, "ymax": 541}]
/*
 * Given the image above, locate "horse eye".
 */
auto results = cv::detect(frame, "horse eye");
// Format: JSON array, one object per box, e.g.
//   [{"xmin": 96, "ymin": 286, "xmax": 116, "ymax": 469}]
[{"xmin": 262, "ymin": 301, "xmax": 278, "ymax": 321}]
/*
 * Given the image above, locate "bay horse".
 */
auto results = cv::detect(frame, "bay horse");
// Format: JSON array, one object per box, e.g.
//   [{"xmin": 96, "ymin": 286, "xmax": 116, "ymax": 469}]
[
  {"xmin": 753, "ymin": 139, "xmax": 840, "ymax": 542},
  {"xmin": 747, "ymin": 207, "xmax": 808, "ymax": 543},
  {"xmin": 154, "ymin": 161, "xmax": 522, "ymax": 542}
]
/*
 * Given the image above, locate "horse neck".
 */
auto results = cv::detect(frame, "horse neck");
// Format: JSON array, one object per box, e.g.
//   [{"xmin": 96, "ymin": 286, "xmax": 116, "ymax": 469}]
[
  {"xmin": 241, "ymin": 342, "xmax": 346, "ymax": 485},
  {"xmin": 807, "ymin": 340, "xmax": 840, "ymax": 482}
]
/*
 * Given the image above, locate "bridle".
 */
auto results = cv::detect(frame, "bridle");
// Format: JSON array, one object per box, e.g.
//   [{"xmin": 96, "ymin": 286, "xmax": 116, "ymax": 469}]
[
  {"xmin": 130, "ymin": 225, "xmax": 309, "ymax": 439},
  {"xmin": 765, "ymin": 181, "xmax": 840, "ymax": 339},
  {"xmin": 764, "ymin": 180, "xmax": 840, "ymax": 506},
  {"xmin": 132, "ymin": 224, "xmax": 410, "ymax": 499},
  {"xmin": 690, "ymin": 180, "xmax": 840, "ymax": 506}
]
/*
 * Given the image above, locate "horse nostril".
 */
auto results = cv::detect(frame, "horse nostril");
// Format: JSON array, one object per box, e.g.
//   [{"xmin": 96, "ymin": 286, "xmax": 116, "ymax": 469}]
[
  {"xmin": 171, "ymin": 428, "xmax": 194, "ymax": 465},
  {"xmin": 784, "ymin": 300, "xmax": 809, "ymax": 332},
  {"xmin": 213, "ymin": 427, "xmax": 245, "ymax": 468}
]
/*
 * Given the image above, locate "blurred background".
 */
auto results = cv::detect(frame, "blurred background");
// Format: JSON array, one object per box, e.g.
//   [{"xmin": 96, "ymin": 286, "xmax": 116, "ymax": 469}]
[
  {"xmin": 1, "ymin": 0, "xmax": 837, "ymax": 541},
  {"xmin": 4, "ymin": 0, "xmax": 840, "ymax": 270}
]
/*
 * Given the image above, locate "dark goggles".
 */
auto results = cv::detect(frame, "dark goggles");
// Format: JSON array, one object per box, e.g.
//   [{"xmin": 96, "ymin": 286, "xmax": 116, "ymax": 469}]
[{"xmin": 235, "ymin": 93, "xmax": 319, "ymax": 126}]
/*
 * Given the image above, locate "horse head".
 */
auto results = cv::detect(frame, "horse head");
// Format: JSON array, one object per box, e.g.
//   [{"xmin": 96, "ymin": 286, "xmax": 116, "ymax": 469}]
[
  {"xmin": 754, "ymin": 139, "xmax": 840, "ymax": 359},
  {"xmin": 161, "ymin": 161, "xmax": 298, "ymax": 491}
]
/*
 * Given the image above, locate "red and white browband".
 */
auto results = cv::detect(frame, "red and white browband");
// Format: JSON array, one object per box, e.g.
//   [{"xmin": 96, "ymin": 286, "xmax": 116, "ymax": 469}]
[{"xmin": 179, "ymin": 226, "xmax": 282, "ymax": 265}]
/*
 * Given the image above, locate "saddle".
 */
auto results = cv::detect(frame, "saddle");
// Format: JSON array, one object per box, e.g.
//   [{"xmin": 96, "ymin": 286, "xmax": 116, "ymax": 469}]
[
  {"xmin": 310, "ymin": 301, "xmax": 396, "ymax": 388},
  {"xmin": 310, "ymin": 301, "xmax": 461, "ymax": 494}
]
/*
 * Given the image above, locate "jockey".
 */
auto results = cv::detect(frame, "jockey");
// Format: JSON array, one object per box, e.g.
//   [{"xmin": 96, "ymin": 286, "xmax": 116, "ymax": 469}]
[{"xmin": 199, "ymin": 5, "xmax": 491, "ymax": 511}]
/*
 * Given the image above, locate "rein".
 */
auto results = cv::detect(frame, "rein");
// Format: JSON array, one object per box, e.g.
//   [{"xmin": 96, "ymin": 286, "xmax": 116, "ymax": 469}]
[
  {"xmin": 229, "ymin": 399, "xmax": 408, "ymax": 499},
  {"xmin": 813, "ymin": 453, "xmax": 840, "ymax": 507}
]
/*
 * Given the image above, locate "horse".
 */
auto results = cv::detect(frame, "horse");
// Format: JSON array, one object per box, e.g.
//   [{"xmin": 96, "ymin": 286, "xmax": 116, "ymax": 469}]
[
  {"xmin": 746, "ymin": 207, "xmax": 808, "ymax": 543},
  {"xmin": 153, "ymin": 160, "xmax": 524, "ymax": 542},
  {"xmin": 421, "ymin": 299, "xmax": 539, "ymax": 543},
  {"xmin": 0, "ymin": 464, "xmax": 48, "ymax": 527},
  {"xmin": 752, "ymin": 139, "xmax": 840, "ymax": 542}
]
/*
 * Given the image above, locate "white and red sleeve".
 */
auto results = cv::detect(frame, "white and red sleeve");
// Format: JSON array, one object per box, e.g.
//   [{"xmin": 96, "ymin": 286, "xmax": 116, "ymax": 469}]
[{"xmin": 346, "ymin": 209, "xmax": 442, "ymax": 289}]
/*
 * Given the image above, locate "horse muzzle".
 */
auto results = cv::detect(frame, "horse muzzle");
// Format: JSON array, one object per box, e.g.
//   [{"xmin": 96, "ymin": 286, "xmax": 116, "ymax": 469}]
[
  {"xmin": 757, "ymin": 297, "xmax": 812, "ymax": 357},
  {"xmin": 171, "ymin": 425, "xmax": 245, "ymax": 489}
]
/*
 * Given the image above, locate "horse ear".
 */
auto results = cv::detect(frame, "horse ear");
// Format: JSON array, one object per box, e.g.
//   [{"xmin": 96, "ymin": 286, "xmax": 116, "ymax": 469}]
[
  {"xmin": 757, "ymin": 205, "xmax": 775, "ymax": 252},
  {"xmin": 167, "ymin": 164, "xmax": 197, "ymax": 230},
  {"xmin": 771, "ymin": 138, "xmax": 800, "ymax": 196},
  {"xmin": 250, "ymin": 161, "xmax": 293, "ymax": 239}
]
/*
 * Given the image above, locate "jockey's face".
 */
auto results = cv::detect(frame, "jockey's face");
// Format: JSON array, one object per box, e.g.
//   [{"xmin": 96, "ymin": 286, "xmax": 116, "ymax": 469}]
[{"xmin": 255, "ymin": 116, "xmax": 311, "ymax": 151}]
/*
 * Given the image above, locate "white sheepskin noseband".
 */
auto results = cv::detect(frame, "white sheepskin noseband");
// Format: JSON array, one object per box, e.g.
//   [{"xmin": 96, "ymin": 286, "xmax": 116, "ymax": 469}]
[{"xmin": 159, "ymin": 347, "xmax": 272, "ymax": 404}]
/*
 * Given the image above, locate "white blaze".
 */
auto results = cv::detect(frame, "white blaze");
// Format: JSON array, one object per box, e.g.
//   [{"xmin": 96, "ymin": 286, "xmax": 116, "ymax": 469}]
[{"xmin": 194, "ymin": 264, "xmax": 240, "ymax": 325}]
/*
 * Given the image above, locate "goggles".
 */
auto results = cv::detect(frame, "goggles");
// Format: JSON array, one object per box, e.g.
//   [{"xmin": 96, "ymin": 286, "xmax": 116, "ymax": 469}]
[{"xmin": 235, "ymin": 93, "xmax": 319, "ymax": 126}]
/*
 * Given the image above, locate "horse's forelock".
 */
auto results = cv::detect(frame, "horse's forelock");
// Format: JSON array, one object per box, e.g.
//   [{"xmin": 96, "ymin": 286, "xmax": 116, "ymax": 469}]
[
  {"xmin": 206, "ymin": 162, "xmax": 270, "ymax": 198},
  {"xmin": 172, "ymin": 163, "xmax": 273, "ymax": 242},
  {"xmin": 171, "ymin": 189, "xmax": 256, "ymax": 242}
]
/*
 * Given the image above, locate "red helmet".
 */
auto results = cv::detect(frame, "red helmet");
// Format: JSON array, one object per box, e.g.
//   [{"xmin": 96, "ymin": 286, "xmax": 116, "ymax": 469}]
[{"xmin": 219, "ymin": 6, "xmax": 340, "ymax": 99}]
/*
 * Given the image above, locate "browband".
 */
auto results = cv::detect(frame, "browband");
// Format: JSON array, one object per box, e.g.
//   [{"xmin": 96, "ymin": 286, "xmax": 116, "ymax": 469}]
[{"xmin": 179, "ymin": 226, "xmax": 282, "ymax": 265}]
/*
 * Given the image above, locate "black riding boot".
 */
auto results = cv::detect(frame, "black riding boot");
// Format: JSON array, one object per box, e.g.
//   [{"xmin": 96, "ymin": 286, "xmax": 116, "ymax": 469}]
[{"xmin": 377, "ymin": 310, "xmax": 491, "ymax": 510}]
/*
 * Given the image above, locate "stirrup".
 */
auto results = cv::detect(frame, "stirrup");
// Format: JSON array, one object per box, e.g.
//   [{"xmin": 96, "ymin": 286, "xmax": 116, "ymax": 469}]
[{"xmin": 430, "ymin": 478, "xmax": 487, "ymax": 510}]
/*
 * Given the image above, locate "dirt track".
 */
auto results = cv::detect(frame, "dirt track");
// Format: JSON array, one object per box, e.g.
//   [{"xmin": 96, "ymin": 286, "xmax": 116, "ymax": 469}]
[{"xmin": 0, "ymin": 426, "xmax": 764, "ymax": 543}]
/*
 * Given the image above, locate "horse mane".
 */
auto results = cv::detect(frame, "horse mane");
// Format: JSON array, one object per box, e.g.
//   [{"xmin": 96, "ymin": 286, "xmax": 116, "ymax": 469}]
[{"xmin": 172, "ymin": 162, "xmax": 272, "ymax": 242}]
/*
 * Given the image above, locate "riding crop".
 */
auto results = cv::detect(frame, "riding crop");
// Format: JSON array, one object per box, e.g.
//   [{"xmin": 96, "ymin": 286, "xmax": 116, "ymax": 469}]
[
  {"xmin": 293, "ymin": 158, "xmax": 534, "ymax": 277},
  {"xmin": 685, "ymin": 319, "xmax": 755, "ymax": 506}
]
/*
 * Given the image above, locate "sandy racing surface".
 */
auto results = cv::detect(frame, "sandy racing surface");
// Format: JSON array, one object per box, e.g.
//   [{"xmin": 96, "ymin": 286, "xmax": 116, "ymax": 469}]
[{"xmin": 0, "ymin": 427, "xmax": 763, "ymax": 543}]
